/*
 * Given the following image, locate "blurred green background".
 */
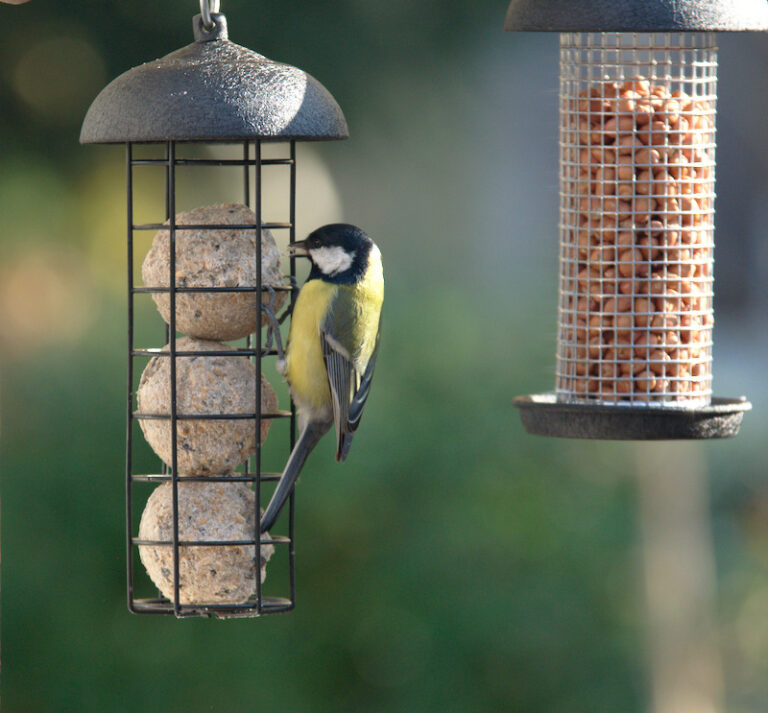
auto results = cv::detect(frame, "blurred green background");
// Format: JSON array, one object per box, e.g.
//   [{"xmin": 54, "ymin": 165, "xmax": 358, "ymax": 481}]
[{"xmin": 2, "ymin": 2, "xmax": 768, "ymax": 712}]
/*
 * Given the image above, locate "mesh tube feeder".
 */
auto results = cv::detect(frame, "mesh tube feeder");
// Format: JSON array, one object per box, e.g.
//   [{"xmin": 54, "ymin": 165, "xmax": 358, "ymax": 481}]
[
  {"xmin": 81, "ymin": 4, "xmax": 347, "ymax": 617},
  {"xmin": 507, "ymin": 0, "xmax": 765, "ymax": 439}
]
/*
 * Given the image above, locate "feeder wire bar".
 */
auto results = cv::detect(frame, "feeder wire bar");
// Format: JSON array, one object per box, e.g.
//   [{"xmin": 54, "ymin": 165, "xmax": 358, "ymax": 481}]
[
  {"xmin": 288, "ymin": 139, "xmax": 297, "ymax": 610},
  {"xmin": 165, "ymin": 141, "xmax": 183, "ymax": 615},
  {"xmin": 131, "ymin": 285, "xmax": 293, "ymax": 294},
  {"xmin": 131, "ymin": 348, "xmax": 283, "ymax": 358},
  {"xmin": 243, "ymin": 142, "xmax": 253, "ymax": 507},
  {"xmin": 131, "ymin": 222, "xmax": 293, "ymax": 232},
  {"xmin": 255, "ymin": 139, "xmax": 263, "ymax": 612},
  {"xmin": 129, "ymin": 157, "xmax": 294, "ymax": 167},
  {"xmin": 131, "ymin": 472, "xmax": 286, "ymax": 483},
  {"xmin": 125, "ymin": 142, "xmax": 137, "ymax": 613}
]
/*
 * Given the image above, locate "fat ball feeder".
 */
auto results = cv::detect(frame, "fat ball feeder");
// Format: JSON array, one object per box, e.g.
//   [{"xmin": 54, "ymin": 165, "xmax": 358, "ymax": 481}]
[
  {"xmin": 506, "ymin": 0, "xmax": 765, "ymax": 439},
  {"xmin": 81, "ymin": 0, "xmax": 347, "ymax": 617}
]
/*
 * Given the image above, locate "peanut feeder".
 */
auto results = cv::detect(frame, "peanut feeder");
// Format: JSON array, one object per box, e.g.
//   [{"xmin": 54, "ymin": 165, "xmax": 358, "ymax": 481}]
[{"xmin": 507, "ymin": 0, "xmax": 766, "ymax": 439}]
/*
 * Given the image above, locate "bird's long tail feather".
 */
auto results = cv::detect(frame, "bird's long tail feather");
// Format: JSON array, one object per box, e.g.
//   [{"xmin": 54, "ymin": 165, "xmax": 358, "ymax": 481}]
[{"xmin": 260, "ymin": 421, "xmax": 329, "ymax": 532}]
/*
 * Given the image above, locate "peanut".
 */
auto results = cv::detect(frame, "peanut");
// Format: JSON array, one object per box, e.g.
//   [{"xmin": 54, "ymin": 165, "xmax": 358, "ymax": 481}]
[{"xmin": 561, "ymin": 76, "xmax": 713, "ymax": 402}]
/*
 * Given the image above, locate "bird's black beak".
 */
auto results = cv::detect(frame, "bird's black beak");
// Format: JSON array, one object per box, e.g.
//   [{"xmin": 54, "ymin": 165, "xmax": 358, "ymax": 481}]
[{"xmin": 287, "ymin": 240, "xmax": 310, "ymax": 258}]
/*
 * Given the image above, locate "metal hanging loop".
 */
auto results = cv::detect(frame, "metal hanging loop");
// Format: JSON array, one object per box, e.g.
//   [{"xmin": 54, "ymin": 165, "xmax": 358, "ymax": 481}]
[{"xmin": 200, "ymin": 0, "xmax": 221, "ymax": 30}]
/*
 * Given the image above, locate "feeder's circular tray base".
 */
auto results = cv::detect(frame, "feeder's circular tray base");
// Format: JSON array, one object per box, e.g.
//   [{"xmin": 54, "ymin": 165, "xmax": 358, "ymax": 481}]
[{"xmin": 514, "ymin": 393, "xmax": 751, "ymax": 440}]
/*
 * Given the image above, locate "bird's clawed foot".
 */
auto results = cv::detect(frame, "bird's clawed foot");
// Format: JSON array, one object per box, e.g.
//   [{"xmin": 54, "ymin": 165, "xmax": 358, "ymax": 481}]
[{"xmin": 261, "ymin": 286, "xmax": 287, "ymax": 362}]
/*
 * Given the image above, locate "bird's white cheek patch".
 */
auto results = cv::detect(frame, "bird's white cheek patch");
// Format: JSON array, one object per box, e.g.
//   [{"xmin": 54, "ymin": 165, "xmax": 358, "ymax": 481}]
[{"xmin": 310, "ymin": 246, "xmax": 355, "ymax": 276}]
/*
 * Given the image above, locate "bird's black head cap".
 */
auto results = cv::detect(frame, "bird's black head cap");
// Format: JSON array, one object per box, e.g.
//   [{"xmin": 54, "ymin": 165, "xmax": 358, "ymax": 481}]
[{"xmin": 303, "ymin": 223, "xmax": 375, "ymax": 284}]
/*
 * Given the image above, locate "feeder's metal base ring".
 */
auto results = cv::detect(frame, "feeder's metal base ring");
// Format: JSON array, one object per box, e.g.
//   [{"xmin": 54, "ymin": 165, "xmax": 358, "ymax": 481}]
[
  {"xmin": 130, "ymin": 596, "xmax": 294, "ymax": 619},
  {"xmin": 514, "ymin": 393, "xmax": 751, "ymax": 440}
]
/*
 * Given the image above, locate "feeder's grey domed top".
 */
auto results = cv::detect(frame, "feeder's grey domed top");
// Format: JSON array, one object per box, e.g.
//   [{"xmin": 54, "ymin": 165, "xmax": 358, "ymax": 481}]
[
  {"xmin": 80, "ymin": 14, "xmax": 348, "ymax": 143},
  {"xmin": 504, "ymin": 0, "xmax": 768, "ymax": 32}
]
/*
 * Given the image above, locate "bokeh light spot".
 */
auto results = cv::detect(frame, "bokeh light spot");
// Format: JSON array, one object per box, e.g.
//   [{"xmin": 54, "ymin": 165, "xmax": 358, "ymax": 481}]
[
  {"xmin": 0, "ymin": 247, "xmax": 96, "ymax": 358},
  {"xmin": 12, "ymin": 34, "xmax": 106, "ymax": 124}
]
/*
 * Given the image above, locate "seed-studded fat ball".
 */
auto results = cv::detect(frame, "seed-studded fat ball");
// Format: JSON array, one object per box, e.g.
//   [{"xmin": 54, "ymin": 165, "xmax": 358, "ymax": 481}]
[
  {"xmin": 142, "ymin": 203, "xmax": 287, "ymax": 341},
  {"xmin": 138, "ymin": 481, "xmax": 274, "ymax": 605},
  {"xmin": 137, "ymin": 337, "xmax": 278, "ymax": 475}
]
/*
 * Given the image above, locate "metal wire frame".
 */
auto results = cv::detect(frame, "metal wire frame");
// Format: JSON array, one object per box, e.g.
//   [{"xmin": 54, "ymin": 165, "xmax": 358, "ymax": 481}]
[
  {"xmin": 556, "ymin": 32, "xmax": 717, "ymax": 407},
  {"xmin": 126, "ymin": 140, "xmax": 298, "ymax": 617}
]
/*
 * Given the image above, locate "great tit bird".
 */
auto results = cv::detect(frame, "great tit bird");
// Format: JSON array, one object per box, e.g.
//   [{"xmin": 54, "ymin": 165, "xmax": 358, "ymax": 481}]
[{"xmin": 260, "ymin": 224, "xmax": 384, "ymax": 532}]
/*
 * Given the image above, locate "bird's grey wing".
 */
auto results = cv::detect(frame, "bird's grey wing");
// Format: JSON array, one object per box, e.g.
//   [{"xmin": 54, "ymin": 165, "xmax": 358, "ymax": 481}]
[
  {"xmin": 321, "ymin": 333, "xmax": 357, "ymax": 462},
  {"xmin": 321, "ymin": 302, "xmax": 381, "ymax": 463},
  {"xmin": 347, "ymin": 321, "xmax": 380, "ymax": 428},
  {"xmin": 338, "ymin": 322, "xmax": 380, "ymax": 461}
]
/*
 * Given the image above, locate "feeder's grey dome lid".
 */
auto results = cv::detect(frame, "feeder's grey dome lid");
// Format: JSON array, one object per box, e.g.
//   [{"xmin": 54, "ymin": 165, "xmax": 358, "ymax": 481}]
[
  {"xmin": 80, "ymin": 14, "xmax": 348, "ymax": 144},
  {"xmin": 504, "ymin": 0, "xmax": 768, "ymax": 32}
]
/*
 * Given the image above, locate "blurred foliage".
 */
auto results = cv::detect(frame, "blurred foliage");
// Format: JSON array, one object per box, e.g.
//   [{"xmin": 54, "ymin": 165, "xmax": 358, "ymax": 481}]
[
  {"xmin": 2, "ymin": 290, "xmax": 649, "ymax": 713},
  {"xmin": 2, "ymin": 1, "xmax": 768, "ymax": 712}
]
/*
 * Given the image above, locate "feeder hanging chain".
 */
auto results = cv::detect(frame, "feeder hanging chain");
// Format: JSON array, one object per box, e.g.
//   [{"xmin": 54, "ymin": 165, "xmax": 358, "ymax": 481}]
[{"xmin": 200, "ymin": 0, "xmax": 221, "ymax": 30}]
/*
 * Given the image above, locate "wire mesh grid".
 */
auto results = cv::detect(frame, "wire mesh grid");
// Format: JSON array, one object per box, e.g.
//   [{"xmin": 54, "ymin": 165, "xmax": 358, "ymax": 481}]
[
  {"xmin": 556, "ymin": 32, "xmax": 717, "ymax": 406},
  {"xmin": 126, "ymin": 140, "xmax": 297, "ymax": 617}
]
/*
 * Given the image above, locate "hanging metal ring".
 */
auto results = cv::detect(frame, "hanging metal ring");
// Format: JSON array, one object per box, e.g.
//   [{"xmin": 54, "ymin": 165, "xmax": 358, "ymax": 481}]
[{"xmin": 200, "ymin": 0, "xmax": 221, "ymax": 30}]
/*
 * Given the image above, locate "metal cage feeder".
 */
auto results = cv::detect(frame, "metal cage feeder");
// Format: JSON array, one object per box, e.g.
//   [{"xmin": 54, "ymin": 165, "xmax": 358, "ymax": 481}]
[
  {"xmin": 81, "ymin": 5, "xmax": 347, "ymax": 617},
  {"xmin": 506, "ymin": 0, "xmax": 766, "ymax": 439}
]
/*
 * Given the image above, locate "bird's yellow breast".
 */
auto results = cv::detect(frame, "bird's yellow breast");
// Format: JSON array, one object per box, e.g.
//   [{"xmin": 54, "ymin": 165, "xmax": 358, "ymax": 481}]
[{"xmin": 283, "ymin": 279, "xmax": 337, "ymax": 413}]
